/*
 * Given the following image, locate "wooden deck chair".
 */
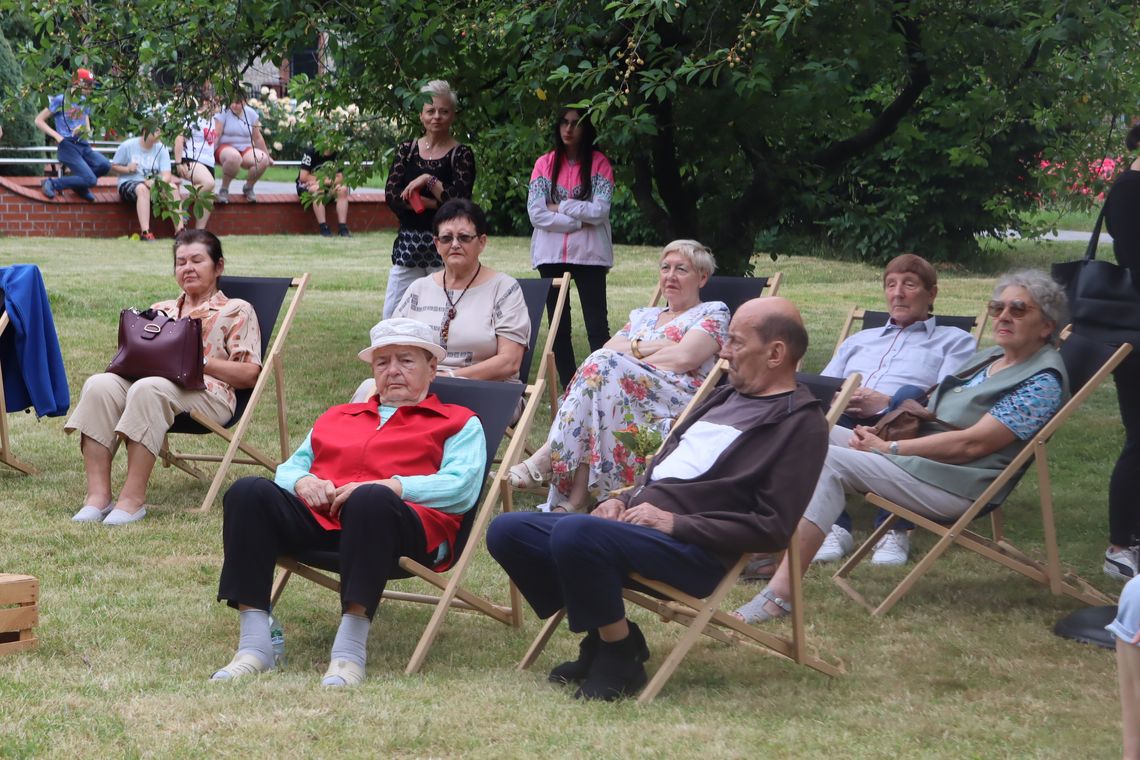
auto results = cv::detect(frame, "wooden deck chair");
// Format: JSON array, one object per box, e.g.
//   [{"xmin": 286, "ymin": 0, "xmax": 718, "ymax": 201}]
[
  {"xmin": 832, "ymin": 306, "xmax": 988, "ymax": 359},
  {"xmin": 649, "ymin": 273, "xmax": 782, "ymax": 311},
  {"xmin": 515, "ymin": 273, "xmax": 570, "ymax": 421},
  {"xmin": 159, "ymin": 274, "xmax": 309, "ymax": 512},
  {"xmin": 832, "ymin": 331, "xmax": 1131, "ymax": 616},
  {"xmin": 517, "ymin": 372, "xmax": 861, "ymax": 703},
  {"xmin": 270, "ymin": 376, "xmax": 536, "ymax": 674},
  {"xmin": 0, "ymin": 309, "xmax": 35, "ymax": 475}
]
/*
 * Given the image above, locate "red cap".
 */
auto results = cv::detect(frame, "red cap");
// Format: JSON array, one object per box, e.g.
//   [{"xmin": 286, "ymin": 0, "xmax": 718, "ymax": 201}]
[{"xmin": 75, "ymin": 68, "xmax": 96, "ymax": 83}]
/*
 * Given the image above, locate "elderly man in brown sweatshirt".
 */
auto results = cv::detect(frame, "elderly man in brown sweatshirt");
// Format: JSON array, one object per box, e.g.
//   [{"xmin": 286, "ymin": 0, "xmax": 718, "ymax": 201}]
[{"xmin": 487, "ymin": 296, "xmax": 829, "ymax": 701}]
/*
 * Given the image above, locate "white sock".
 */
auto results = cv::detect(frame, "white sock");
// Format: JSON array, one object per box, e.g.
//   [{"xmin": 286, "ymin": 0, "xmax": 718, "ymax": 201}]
[
  {"xmin": 321, "ymin": 613, "xmax": 370, "ymax": 686},
  {"xmin": 236, "ymin": 609, "xmax": 274, "ymax": 669}
]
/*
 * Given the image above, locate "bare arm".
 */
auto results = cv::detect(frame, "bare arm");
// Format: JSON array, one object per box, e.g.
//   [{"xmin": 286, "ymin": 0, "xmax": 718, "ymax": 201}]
[
  {"xmin": 34, "ymin": 107, "xmax": 62, "ymax": 142},
  {"xmin": 642, "ymin": 329, "xmax": 720, "ymax": 374},
  {"xmin": 204, "ymin": 356, "xmax": 260, "ymax": 389},
  {"xmin": 173, "ymin": 135, "xmax": 186, "ymax": 163},
  {"xmin": 849, "ymin": 413, "xmax": 1017, "ymax": 464}
]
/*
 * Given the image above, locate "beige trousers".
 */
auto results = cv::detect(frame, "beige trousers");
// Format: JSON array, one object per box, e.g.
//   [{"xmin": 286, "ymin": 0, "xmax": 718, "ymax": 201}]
[{"xmin": 64, "ymin": 373, "xmax": 232, "ymax": 457}]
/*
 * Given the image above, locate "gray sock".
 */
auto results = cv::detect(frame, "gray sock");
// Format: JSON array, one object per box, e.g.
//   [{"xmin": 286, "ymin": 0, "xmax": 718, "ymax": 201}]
[
  {"xmin": 236, "ymin": 609, "xmax": 274, "ymax": 669},
  {"xmin": 321, "ymin": 613, "xmax": 370, "ymax": 686}
]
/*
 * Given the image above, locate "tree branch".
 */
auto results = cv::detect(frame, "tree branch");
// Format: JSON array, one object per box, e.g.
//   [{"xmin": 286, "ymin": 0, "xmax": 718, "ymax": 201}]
[{"xmin": 810, "ymin": 11, "xmax": 931, "ymax": 169}]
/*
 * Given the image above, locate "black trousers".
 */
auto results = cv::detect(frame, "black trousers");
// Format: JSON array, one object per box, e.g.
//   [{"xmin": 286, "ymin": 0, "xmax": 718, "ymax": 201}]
[
  {"xmin": 536, "ymin": 263, "xmax": 610, "ymax": 389},
  {"xmin": 217, "ymin": 476, "xmax": 432, "ymax": 619},
  {"xmin": 1111, "ymin": 352, "xmax": 1140, "ymax": 546}
]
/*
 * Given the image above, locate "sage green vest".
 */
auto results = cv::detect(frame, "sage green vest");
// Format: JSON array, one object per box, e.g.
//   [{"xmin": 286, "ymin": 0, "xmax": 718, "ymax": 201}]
[{"xmin": 888, "ymin": 344, "xmax": 1069, "ymax": 502}]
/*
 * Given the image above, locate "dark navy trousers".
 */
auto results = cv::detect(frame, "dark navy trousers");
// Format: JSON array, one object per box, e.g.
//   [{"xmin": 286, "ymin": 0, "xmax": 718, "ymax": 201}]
[{"xmin": 486, "ymin": 511, "xmax": 726, "ymax": 632}]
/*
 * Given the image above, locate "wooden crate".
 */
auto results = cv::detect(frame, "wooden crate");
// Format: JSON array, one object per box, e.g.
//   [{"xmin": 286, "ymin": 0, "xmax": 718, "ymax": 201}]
[{"xmin": 0, "ymin": 574, "xmax": 38, "ymax": 655}]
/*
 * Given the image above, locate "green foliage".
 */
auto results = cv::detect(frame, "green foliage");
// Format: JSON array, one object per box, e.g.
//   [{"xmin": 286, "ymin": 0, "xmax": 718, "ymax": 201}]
[
  {"xmin": 3, "ymin": 0, "xmax": 1138, "ymax": 269},
  {"xmin": 0, "ymin": 22, "xmax": 39, "ymax": 175}
]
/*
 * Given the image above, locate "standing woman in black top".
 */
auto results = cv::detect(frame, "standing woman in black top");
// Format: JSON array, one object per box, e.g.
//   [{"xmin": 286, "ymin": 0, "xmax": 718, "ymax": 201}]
[
  {"xmin": 1102, "ymin": 124, "xmax": 1140, "ymax": 581},
  {"xmin": 382, "ymin": 80, "xmax": 476, "ymax": 318}
]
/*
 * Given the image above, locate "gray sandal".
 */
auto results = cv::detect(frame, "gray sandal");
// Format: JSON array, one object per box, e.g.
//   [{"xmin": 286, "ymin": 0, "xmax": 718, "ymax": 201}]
[{"xmin": 732, "ymin": 586, "xmax": 792, "ymax": 624}]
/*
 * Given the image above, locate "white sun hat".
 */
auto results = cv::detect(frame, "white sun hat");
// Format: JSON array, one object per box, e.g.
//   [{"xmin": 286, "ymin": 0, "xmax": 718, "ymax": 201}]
[{"xmin": 357, "ymin": 317, "xmax": 446, "ymax": 363}]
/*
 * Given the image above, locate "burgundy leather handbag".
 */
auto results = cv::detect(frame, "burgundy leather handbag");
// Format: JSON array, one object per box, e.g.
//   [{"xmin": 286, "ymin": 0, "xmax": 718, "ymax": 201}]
[{"xmin": 106, "ymin": 308, "xmax": 206, "ymax": 389}]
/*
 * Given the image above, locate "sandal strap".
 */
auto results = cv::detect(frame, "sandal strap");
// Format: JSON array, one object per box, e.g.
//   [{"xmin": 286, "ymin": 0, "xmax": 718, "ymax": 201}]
[{"xmin": 760, "ymin": 587, "xmax": 792, "ymax": 613}]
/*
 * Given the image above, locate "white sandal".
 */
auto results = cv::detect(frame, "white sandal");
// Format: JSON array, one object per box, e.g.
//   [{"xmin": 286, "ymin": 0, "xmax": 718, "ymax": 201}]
[
  {"xmin": 210, "ymin": 652, "xmax": 274, "ymax": 681},
  {"xmin": 508, "ymin": 456, "xmax": 551, "ymax": 489},
  {"xmin": 321, "ymin": 658, "xmax": 366, "ymax": 687}
]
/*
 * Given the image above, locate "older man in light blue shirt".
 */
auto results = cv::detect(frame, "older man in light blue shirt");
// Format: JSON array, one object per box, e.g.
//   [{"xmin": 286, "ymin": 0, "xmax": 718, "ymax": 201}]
[{"xmin": 817, "ymin": 254, "xmax": 976, "ymax": 566}]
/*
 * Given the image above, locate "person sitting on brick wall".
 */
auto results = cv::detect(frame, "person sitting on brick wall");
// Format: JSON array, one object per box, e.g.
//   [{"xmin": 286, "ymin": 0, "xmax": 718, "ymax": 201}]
[
  {"xmin": 35, "ymin": 68, "xmax": 110, "ymax": 203},
  {"xmin": 296, "ymin": 145, "xmax": 350, "ymax": 237},
  {"xmin": 110, "ymin": 130, "xmax": 179, "ymax": 241}
]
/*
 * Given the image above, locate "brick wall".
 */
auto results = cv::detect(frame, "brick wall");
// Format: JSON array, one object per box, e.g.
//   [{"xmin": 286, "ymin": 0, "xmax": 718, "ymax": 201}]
[{"xmin": 0, "ymin": 176, "xmax": 397, "ymax": 238}]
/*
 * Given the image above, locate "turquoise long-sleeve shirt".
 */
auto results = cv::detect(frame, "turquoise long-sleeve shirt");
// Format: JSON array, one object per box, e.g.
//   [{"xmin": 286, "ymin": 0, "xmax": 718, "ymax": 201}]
[{"xmin": 274, "ymin": 404, "xmax": 486, "ymax": 514}]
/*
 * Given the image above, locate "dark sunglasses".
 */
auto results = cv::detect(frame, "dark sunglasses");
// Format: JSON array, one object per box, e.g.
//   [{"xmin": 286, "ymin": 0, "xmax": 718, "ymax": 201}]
[
  {"xmin": 987, "ymin": 299, "xmax": 1036, "ymax": 319},
  {"xmin": 435, "ymin": 233, "xmax": 478, "ymax": 246}
]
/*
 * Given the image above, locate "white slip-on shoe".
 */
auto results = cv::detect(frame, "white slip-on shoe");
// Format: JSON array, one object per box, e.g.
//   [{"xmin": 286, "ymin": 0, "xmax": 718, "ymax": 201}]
[
  {"xmin": 103, "ymin": 507, "xmax": 147, "ymax": 526},
  {"xmin": 72, "ymin": 504, "xmax": 114, "ymax": 522}
]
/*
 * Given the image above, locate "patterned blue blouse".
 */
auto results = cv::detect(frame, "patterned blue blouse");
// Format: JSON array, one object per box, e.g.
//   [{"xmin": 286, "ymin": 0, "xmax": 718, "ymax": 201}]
[{"xmin": 961, "ymin": 367, "xmax": 1064, "ymax": 440}]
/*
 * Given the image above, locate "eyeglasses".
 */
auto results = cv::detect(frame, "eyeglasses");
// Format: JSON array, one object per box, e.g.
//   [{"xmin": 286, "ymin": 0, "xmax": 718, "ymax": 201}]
[
  {"xmin": 558, "ymin": 118, "xmax": 581, "ymax": 129},
  {"xmin": 987, "ymin": 299, "xmax": 1037, "ymax": 319},
  {"xmin": 435, "ymin": 233, "xmax": 479, "ymax": 247}
]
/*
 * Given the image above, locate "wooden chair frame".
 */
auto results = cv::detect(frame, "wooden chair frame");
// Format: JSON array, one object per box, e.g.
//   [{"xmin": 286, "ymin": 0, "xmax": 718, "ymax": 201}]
[
  {"xmin": 269, "ymin": 377, "xmax": 541, "ymax": 674},
  {"xmin": 832, "ymin": 305, "xmax": 989, "ymax": 360},
  {"xmin": 0, "ymin": 311, "xmax": 36, "ymax": 475},
  {"xmin": 832, "ymin": 339, "xmax": 1131, "ymax": 616},
  {"xmin": 159, "ymin": 274, "xmax": 309, "ymax": 512},
  {"xmin": 517, "ymin": 373, "xmax": 860, "ymax": 703},
  {"xmin": 518, "ymin": 273, "xmax": 570, "ymax": 420}
]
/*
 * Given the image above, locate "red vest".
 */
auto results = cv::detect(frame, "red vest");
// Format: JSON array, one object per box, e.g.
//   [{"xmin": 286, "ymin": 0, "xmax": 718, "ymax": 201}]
[{"xmin": 306, "ymin": 394, "xmax": 477, "ymax": 570}]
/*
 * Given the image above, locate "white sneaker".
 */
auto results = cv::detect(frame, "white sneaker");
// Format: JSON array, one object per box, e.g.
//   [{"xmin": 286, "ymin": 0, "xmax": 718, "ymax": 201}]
[
  {"xmin": 871, "ymin": 530, "xmax": 910, "ymax": 566},
  {"xmin": 812, "ymin": 525, "xmax": 854, "ymax": 563},
  {"xmin": 1104, "ymin": 546, "xmax": 1139, "ymax": 581}
]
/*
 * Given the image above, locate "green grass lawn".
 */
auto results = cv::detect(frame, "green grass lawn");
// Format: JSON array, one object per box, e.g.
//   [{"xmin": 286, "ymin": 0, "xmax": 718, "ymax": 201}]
[{"xmin": 0, "ymin": 233, "xmax": 1127, "ymax": 758}]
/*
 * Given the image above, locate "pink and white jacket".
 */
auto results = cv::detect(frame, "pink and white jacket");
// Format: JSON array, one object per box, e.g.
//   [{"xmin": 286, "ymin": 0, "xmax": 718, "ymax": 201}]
[{"xmin": 527, "ymin": 150, "xmax": 615, "ymax": 268}]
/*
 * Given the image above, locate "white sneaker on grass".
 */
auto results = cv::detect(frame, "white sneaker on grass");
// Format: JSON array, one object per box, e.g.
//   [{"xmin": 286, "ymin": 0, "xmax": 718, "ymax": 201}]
[
  {"xmin": 812, "ymin": 525, "xmax": 853, "ymax": 563},
  {"xmin": 1104, "ymin": 545, "xmax": 1139, "ymax": 581},
  {"xmin": 871, "ymin": 530, "xmax": 910, "ymax": 566}
]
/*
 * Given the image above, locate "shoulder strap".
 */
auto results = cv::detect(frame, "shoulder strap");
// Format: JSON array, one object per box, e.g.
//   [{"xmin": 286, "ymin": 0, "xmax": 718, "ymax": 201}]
[{"xmin": 1085, "ymin": 202, "xmax": 1107, "ymax": 263}]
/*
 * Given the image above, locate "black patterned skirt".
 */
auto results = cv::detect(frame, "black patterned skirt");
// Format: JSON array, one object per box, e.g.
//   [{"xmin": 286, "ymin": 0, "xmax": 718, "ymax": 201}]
[{"xmin": 391, "ymin": 228, "xmax": 443, "ymax": 268}]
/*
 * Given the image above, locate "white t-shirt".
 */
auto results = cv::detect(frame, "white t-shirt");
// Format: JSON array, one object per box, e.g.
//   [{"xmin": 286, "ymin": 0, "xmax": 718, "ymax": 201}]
[
  {"xmin": 112, "ymin": 137, "xmax": 172, "ymax": 187},
  {"xmin": 183, "ymin": 116, "xmax": 217, "ymax": 167},
  {"xmin": 213, "ymin": 105, "xmax": 260, "ymax": 151}
]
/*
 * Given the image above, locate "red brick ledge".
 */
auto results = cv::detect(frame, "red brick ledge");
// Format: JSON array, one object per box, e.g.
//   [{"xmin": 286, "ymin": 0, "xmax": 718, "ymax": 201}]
[{"xmin": 0, "ymin": 176, "xmax": 397, "ymax": 238}]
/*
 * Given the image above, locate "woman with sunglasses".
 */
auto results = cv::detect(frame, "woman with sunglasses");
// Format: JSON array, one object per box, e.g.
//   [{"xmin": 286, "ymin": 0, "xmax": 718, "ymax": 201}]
[
  {"xmin": 734, "ymin": 270, "xmax": 1070, "ymax": 623},
  {"xmin": 352, "ymin": 200, "xmax": 529, "ymax": 402},
  {"xmin": 528, "ymin": 107, "xmax": 615, "ymax": 390}
]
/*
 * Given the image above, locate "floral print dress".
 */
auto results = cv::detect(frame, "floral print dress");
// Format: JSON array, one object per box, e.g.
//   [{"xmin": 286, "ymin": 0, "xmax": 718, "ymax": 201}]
[{"xmin": 547, "ymin": 300, "xmax": 730, "ymax": 508}]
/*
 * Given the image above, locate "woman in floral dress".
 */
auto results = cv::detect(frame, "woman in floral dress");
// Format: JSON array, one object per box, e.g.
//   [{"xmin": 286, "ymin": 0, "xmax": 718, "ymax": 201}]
[{"xmin": 509, "ymin": 240, "xmax": 729, "ymax": 511}]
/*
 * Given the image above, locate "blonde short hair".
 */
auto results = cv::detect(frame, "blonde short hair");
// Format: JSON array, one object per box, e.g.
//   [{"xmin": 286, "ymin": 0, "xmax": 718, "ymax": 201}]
[
  {"xmin": 660, "ymin": 239, "xmax": 716, "ymax": 278},
  {"xmin": 421, "ymin": 79, "xmax": 458, "ymax": 110}
]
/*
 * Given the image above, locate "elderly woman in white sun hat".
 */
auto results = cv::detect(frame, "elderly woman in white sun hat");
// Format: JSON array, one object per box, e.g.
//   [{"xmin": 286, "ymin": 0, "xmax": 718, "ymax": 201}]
[{"xmin": 212, "ymin": 318, "xmax": 486, "ymax": 687}]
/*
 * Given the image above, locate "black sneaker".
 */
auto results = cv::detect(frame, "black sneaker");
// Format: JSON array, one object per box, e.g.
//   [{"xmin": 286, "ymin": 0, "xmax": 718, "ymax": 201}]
[
  {"xmin": 573, "ymin": 623, "xmax": 650, "ymax": 701},
  {"xmin": 551, "ymin": 622, "xmax": 648, "ymax": 685},
  {"xmin": 319, "ymin": 223, "xmax": 332, "ymax": 237},
  {"xmin": 338, "ymin": 224, "xmax": 352, "ymax": 238}
]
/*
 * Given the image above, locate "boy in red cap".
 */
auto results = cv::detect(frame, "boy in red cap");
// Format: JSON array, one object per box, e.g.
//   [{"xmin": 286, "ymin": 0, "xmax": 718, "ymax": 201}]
[{"xmin": 34, "ymin": 68, "xmax": 111, "ymax": 202}]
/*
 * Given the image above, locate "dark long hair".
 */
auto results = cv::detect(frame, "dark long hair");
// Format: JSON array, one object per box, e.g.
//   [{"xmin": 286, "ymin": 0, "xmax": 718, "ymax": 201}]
[{"xmin": 549, "ymin": 108, "xmax": 597, "ymax": 202}]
